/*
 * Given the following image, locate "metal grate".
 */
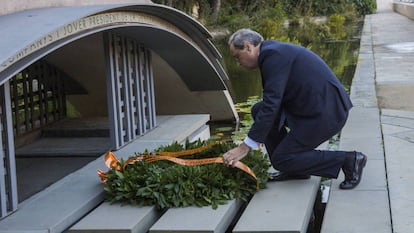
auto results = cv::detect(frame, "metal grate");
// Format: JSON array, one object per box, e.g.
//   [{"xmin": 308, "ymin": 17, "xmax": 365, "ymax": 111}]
[
  {"xmin": 9, "ymin": 61, "xmax": 67, "ymax": 136},
  {"xmin": 105, "ymin": 32, "xmax": 156, "ymax": 150}
]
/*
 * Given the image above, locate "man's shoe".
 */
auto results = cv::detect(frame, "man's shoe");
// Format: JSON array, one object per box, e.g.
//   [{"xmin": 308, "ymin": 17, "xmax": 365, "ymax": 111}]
[
  {"xmin": 339, "ymin": 152, "xmax": 367, "ymax": 189},
  {"xmin": 268, "ymin": 171, "xmax": 311, "ymax": 182}
]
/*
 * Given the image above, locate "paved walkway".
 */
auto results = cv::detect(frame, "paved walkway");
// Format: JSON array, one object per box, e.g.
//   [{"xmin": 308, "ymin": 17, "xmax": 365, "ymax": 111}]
[
  {"xmin": 371, "ymin": 1, "xmax": 414, "ymax": 232},
  {"xmin": 322, "ymin": 0, "xmax": 414, "ymax": 232}
]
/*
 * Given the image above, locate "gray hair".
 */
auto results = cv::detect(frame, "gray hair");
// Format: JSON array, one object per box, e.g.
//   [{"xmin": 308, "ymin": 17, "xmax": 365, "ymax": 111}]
[{"xmin": 228, "ymin": 28, "xmax": 264, "ymax": 49}]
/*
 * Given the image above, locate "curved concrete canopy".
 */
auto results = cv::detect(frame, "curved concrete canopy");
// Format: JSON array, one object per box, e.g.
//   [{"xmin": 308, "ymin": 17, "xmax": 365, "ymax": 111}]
[
  {"xmin": 113, "ymin": 25, "xmax": 225, "ymax": 91},
  {"xmin": 0, "ymin": 3, "xmax": 229, "ymax": 91}
]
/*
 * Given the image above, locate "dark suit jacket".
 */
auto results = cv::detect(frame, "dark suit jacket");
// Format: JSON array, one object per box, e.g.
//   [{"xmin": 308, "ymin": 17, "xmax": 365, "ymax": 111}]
[{"xmin": 248, "ymin": 40, "xmax": 353, "ymax": 146}]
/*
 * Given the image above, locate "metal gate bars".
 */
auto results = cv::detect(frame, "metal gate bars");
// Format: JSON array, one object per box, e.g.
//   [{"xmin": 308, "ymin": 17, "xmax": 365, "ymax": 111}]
[{"xmin": 105, "ymin": 32, "xmax": 156, "ymax": 150}]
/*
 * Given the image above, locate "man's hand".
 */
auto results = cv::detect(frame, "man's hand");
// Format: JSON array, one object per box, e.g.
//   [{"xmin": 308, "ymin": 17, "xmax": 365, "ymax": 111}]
[{"xmin": 223, "ymin": 142, "xmax": 250, "ymax": 166}]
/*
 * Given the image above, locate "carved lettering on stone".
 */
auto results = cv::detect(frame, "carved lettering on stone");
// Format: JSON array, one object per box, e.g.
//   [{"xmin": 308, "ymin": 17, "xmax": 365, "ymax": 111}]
[{"xmin": 1, "ymin": 12, "xmax": 196, "ymax": 72}]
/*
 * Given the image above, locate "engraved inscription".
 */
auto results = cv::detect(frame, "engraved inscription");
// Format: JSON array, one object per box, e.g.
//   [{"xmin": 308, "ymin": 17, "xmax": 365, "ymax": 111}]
[{"xmin": 1, "ymin": 12, "xmax": 193, "ymax": 72}]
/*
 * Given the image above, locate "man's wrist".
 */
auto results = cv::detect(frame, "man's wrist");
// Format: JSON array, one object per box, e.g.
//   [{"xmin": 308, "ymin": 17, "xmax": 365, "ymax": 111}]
[
  {"xmin": 243, "ymin": 136, "xmax": 260, "ymax": 150},
  {"xmin": 240, "ymin": 142, "xmax": 251, "ymax": 151}
]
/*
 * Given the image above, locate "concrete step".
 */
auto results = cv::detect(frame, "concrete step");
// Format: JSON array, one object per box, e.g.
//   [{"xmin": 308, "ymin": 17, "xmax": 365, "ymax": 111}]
[
  {"xmin": 233, "ymin": 177, "xmax": 321, "ymax": 233},
  {"xmin": 68, "ymin": 203, "xmax": 164, "ymax": 233},
  {"xmin": 68, "ymin": 143, "xmax": 326, "ymax": 233},
  {"xmin": 232, "ymin": 142, "xmax": 327, "ymax": 233},
  {"xmin": 41, "ymin": 128, "xmax": 109, "ymax": 137},
  {"xmin": 69, "ymin": 200, "xmax": 244, "ymax": 233},
  {"xmin": 67, "ymin": 172, "xmax": 321, "ymax": 233},
  {"xmin": 150, "ymin": 199, "xmax": 244, "ymax": 233},
  {"xmin": 15, "ymin": 137, "xmax": 111, "ymax": 157},
  {"xmin": 40, "ymin": 117, "xmax": 110, "ymax": 137}
]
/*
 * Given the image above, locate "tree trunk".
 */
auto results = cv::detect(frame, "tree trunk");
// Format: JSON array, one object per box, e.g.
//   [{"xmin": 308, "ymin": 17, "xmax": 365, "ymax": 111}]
[{"xmin": 210, "ymin": 0, "xmax": 221, "ymax": 21}]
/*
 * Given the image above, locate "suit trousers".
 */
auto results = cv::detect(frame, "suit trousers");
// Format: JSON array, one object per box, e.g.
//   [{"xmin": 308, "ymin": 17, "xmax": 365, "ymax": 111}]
[{"xmin": 251, "ymin": 101, "xmax": 348, "ymax": 178}]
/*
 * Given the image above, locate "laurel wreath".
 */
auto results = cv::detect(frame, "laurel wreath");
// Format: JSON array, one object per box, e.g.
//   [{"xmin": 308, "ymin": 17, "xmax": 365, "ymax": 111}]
[{"xmin": 101, "ymin": 139, "xmax": 270, "ymax": 209}]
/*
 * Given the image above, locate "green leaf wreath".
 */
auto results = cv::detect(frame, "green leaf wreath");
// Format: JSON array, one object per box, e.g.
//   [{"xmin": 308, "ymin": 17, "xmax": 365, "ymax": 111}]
[{"xmin": 103, "ymin": 139, "xmax": 270, "ymax": 209}]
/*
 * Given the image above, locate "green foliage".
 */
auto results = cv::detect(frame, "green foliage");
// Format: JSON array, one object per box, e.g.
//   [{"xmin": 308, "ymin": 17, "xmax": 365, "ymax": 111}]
[
  {"xmin": 103, "ymin": 139, "xmax": 270, "ymax": 209},
  {"xmin": 279, "ymin": 0, "xmax": 340, "ymax": 16},
  {"xmin": 217, "ymin": 1, "xmax": 287, "ymax": 35},
  {"xmin": 218, "ymin": 13, "xmax": 253, "ymax": 31},
  {"xmin": 256, "ymin": 18, "xmax": 282, "ymax": 40},
  {"xmin": 326, "ymin": 14, "xmax": 347, "ymax": 40},
  {"xmin": 278, "ymin": 0, "xmax": 375, "ymax": 16},
  {"xmin": 250, "ymin": 2, "xmax": 286, "ymax": 37},
  {"xmin": 153, "ymin": 0, "xmax": 363, "ymax": 47},
  {"xmin": 351, "ymin": 0, "xmax": 377, "ymax": 15},
  {"xmin": 286, "ymin": 17, "xmax": 329, "ymax": 45}
]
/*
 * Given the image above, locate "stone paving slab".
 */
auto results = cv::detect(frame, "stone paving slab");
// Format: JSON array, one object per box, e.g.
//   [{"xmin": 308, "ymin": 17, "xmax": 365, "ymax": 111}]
[
  {"xmin": 339, "ymin": 137, "xmax": 384, "ymax": 159},
  {"xmin": 391, "ymin": 129, "xmax": 414, "ymax": 143},
  {"xmin": 339, "ymin": 107, "xmax": 382, "ymax": 139},
  {"xmin": 321, "ymin": 190, "xmax": 392, "ymax": 233},
  {"xmin": 381, "ymin": 115, "xmax": 414, "ymax": 129},
  {"xmin": 232, "ymin": 177, "xmax": 321, "ymax": 233},
  {"xmin": 149, "ymin": 199, "xmax": 243, "ymax": 233},
  {"xmin": 381, "ymin": 124, "xmax": 413, "ymax": 135},
  {"xmin": 372, "ymin": 6, "xmax": 414, "ymax": 111},
  {"xmin": 382, "ymin": 108, "xmax": 414, "ymax": 119},
  {"xmin": 371, "ymin": 11, "xmax": 414, "ymax": 46},
  {"xmin": 382, "ymin": 118, "xmax": 414, "ymax": 233},
  {"xmin": 331, "ymin": 159, "xmax": 387, "ymax": 191},
  {"xmin": 68, "ymin": 203, "xmax": 164, "ymax": 233},
  {"xmin": 377, "ymin": 84, "xmax": 414, "ymax": 111}
]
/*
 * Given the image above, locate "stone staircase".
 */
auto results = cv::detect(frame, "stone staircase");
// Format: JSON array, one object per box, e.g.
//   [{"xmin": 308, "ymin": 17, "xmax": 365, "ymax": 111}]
[
  {"xmin": 68, "ymin": 145, "xmax": 326, "ymax": 233},
  {"xmin": 10, "ymin": 118, "xmax": 325, "ymax": 233}
]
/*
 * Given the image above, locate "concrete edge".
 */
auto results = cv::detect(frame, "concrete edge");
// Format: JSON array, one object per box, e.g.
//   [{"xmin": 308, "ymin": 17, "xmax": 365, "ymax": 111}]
[{"xmin": 393, "ymin": 1, "xmax": 414, "ymax": 20}]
